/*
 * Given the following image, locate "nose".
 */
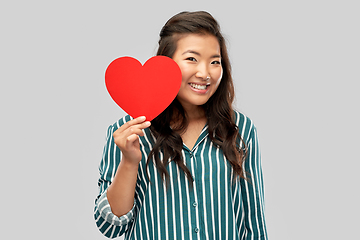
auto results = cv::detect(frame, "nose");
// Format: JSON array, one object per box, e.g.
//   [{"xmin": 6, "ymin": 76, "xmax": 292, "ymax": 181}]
[{"xmin": 195, "ymin": 63, "xmax": 210, "ymax": 81}]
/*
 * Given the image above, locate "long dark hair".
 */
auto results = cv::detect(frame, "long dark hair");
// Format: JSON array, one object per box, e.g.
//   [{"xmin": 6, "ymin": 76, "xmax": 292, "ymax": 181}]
[{"xmin": 148, "ymin": 11, "xmax": 247, "ymax": 186}]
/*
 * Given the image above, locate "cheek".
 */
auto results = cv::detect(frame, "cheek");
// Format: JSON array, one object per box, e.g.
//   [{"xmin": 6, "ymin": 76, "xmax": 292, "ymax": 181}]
[
  {"xmin": 212, "ymin": 68, "xmax": 223, "ymax": 86},
  {"xmin": 178, "ymin": 65, "xmax": 191, "ymax": 82},
  {"xmin": 178, "ymin": 63, "xmax": 189, "ymax": 74}
]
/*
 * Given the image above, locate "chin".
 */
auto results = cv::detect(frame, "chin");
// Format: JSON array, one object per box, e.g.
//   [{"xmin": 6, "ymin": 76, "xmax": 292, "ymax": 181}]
[{"xmin": 190, "ymin": 98, "xmax": 210, "ymax": 106}]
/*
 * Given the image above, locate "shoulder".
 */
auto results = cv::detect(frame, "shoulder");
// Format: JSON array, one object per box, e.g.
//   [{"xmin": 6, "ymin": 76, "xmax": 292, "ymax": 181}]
[
  {"xmin": 233, "ymin": 110, "xmax": 257, "ymax": 143},
  {"xmin": 233, "ymin": 110, "xmax": 254, "ymax": 131}
]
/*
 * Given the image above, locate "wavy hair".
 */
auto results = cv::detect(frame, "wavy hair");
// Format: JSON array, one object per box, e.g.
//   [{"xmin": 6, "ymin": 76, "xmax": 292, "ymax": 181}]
[{"xmin": 148, "ymin": 11, "xmax": 247, "ymax": 186}]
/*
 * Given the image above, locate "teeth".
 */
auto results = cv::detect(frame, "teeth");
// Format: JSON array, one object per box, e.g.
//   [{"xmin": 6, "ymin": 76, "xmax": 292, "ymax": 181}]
[{"xmin": 190, "ymin": 83, "xmax": 208, "ymax": 90}]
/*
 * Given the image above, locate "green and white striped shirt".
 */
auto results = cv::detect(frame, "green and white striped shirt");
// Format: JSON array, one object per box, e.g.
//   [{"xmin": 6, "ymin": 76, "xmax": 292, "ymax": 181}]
[{"xmin": 94, "ymin": 111, "xmax": 268, "ymax": 239}]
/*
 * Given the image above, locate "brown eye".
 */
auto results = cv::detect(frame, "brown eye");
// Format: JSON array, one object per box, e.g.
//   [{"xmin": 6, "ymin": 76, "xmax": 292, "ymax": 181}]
[
  {"xmin": 211, "ymin": 60, "xmax": 221, "ymax": 65},
  {"xmin": 186, "ymin": 57, "xmax": 197, "ymax": 62}
]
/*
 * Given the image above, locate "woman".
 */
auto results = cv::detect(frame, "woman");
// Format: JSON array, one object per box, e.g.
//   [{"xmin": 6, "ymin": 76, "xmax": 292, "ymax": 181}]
[{"xmin": 94, "ymin": 11, "xmax": 268, "ymax": 239}]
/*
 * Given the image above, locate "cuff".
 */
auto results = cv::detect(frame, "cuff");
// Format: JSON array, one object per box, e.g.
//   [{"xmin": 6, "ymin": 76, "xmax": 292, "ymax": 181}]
[{"xmin": 97, "ymin": 190, "xmax": 136, "ymax": 226}]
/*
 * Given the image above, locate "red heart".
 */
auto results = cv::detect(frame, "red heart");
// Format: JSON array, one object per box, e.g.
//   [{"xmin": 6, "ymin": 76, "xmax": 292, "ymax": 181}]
[{"xmin": 105, "ymin": 56, "xmax": 182, "ymax": 121}]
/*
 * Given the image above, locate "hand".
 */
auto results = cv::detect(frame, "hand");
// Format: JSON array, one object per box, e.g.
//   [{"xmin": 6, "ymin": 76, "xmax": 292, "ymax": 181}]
[{"xmin": 112, "ymin": 116, "xmax": 151, "ymax": 166}]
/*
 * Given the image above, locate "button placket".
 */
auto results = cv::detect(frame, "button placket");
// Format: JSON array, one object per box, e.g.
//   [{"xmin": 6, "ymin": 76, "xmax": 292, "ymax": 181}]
[{"xmin": 189, "ymin": 150, "xmax": 200, "ymax": 236}]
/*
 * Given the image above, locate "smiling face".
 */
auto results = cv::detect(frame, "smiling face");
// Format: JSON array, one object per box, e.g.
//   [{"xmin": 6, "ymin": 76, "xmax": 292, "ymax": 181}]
[{"xmin": 172, "ymin": 34, "xmax": 223, "ymax": 112}]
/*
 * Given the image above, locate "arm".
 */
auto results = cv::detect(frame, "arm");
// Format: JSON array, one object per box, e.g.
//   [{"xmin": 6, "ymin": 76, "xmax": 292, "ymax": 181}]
[
  {"xmin": 107, "ymin": 116, "xmax": 151, "ymax": 216},
  {"xmin": 94, "ymin": 116, "xmax": 150, "ymax": 238},
  {"xmin": 240, "ymin": 125, "xmax": 268, "ymax": 240}
]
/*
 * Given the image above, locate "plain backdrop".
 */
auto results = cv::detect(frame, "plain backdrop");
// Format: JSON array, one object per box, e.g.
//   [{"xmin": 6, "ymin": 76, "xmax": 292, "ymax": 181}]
[{"xmin": 1, "ymin": 0, "xmax": 359, "ymax": 239}]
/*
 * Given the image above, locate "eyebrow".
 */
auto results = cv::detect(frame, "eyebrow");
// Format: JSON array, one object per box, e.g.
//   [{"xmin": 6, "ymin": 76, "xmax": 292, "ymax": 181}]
[{"xmin": 182, "ymin": 50, "xmax": 221, "ymax": 58}]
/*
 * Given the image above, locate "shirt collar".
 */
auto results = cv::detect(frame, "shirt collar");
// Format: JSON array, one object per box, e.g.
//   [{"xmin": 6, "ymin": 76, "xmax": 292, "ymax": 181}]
[{"xmin": 183, "ymin": 125, "xmax": 209, "ymax": 152}]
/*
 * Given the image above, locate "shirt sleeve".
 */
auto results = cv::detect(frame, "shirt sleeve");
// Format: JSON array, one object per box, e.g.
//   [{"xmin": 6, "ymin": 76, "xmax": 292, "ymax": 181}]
[
  {"xmin": 94, "ymin": 120, "xmax": 137, "ymax": 239},
  {"xmin": 240, "ymin": 124, "xmax": 268, "ymax": 239}
]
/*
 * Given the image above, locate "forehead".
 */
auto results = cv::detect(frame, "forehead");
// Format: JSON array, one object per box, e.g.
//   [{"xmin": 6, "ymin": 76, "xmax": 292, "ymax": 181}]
[{"xmin": 175, "ymin": 34, "xmax": 221, "ymax": 55}]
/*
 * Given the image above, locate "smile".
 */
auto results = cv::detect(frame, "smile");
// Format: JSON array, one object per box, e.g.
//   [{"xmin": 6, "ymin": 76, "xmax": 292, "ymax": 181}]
[{"xmin": 189, "ymin": 83, "xmax": 209, "ymax": 90}]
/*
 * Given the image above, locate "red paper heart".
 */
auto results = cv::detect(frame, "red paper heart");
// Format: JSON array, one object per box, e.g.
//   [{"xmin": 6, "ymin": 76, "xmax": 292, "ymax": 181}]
[{"xmin": 105, "ymin": 56, "xmax": 182, "ymax": 121}]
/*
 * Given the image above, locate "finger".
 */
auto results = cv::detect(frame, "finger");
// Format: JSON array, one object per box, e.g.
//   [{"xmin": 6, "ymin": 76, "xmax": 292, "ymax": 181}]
[
  {"xmin": 117, "ymin": 121, "xmax": 151, "ymax": 136},
  {"xmin": 125, "ymin": 116, "xmax": 147, "ymax": 128},
  {"xmin": 124, "ymin": 126, "xmax": 146, "ymax": 137},
  {"xmin": 114, "ymin": 130, "xmax": 140, "ymax": 150},
  {"xmin": 117, "ymin": 116, "xmax": 147, "ymax": 133},
  {"xmin": 140, "ymin": 121, "xmax": 151, "ymax": 129},
  {"xmin": 126, "ymin": 133, "xmax": 139, "ymax": 144}
]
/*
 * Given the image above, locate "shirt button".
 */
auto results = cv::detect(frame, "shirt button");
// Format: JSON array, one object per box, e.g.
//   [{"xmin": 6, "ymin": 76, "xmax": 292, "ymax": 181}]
[
  {"xmin": 194, "ymin": 227, "xmax": 199, "ymax": 233},
  {"xmin": 193, "ymin": 202, "xmax": 197, "ymax": 207}
]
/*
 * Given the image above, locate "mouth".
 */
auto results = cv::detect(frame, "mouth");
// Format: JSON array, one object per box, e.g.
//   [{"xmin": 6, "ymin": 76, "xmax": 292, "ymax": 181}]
[{"xmin": 189, "ymin": 83, "xmax": 209, "ymax": 90}]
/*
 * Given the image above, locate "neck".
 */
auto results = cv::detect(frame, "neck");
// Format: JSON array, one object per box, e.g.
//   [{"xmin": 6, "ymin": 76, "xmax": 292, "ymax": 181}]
[
  {"xmin": 182, "ymin": 104, "xmax": 206, "ymax": 121},
  {"xmin": 170, "ymin": 103, "xmax": 206, "ymax": 132}
]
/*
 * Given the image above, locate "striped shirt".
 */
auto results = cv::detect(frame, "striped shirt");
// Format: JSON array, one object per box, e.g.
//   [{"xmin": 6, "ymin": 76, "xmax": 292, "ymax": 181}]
[{"xmin": 94, "ymin": 111, "xmax": 268, "ymax": 239}]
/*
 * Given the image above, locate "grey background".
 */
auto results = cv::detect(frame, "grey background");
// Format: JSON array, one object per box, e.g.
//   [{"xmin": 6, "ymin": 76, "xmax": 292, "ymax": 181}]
[{"xmin": 1, "ymin": 0, "xmax": 359, "ymax": 239}]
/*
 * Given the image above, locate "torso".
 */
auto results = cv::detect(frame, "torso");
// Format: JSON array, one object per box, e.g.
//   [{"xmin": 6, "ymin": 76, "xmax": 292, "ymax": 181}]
[{"xmin": 95, "ymin": 111, "xmax": 267, "ymax": 239}]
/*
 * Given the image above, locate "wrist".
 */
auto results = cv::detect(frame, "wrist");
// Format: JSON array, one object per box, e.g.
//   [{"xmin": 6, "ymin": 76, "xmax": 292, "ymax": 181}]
[{"xmin": 119, "ymin": 158, "xmax": 140, "ymax": 171}]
